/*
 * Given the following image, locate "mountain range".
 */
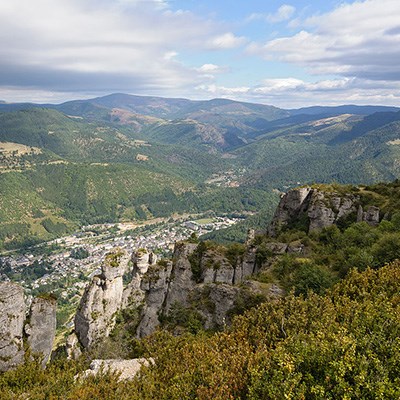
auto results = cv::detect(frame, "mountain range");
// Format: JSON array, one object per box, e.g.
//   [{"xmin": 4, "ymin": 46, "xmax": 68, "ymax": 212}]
[{"xmin": 1, "ymin": 93, "xmax": 400, "ymax": 249}]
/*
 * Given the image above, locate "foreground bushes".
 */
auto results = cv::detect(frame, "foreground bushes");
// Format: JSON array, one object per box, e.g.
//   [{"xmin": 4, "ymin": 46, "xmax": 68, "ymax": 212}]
[{"xmin": 2, "ymin": 261, "xmax": 399, "ymax": 399}]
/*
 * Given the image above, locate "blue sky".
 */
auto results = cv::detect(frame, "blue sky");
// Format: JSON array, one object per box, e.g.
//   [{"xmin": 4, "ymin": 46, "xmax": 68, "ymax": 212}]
[{"xmin": 1, "ymin": 0, "xmax": 400, "ymax": 107}]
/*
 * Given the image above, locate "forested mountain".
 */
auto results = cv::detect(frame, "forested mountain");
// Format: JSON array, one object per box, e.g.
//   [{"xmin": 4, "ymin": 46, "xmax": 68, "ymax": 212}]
[{"xmin": 1, "ymin": 93, "xmax": 400, "ymax": 250}]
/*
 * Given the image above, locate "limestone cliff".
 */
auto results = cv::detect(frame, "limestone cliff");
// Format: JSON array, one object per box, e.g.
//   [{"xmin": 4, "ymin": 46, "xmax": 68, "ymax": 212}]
[
  {"xmin": 122, "ymin": 249, "xmax": 157, "ymax": 309},
  {"xmin": 75, "ymin": 238, "xmax": 274, "ymax": 343},
  {"xmin": 268, "ymin": 186, "xmax": 381, "ymax": 236},
  {"xmin": 129, "ymin": 241, "xmax": 271, "ymax": 336},
  {"xmin": 0, "ymin": 282, "xmax": 25, "ymax": 372},
  {"xmin": 136, "ymin": 261, "xmax": 173, "ymax": 337},
  {"xmin": 25, "ymin": 296, "xmax": 57, "ymax": 367},
  {"xmin": 74, "ymin": 250, "xmax": 127, "ymax": 348},
  {"xmin": 75, "ymin": 248, "xmax": 159, "ymax": 348},
  {"xmin": 0, "ymin": 283, "xmax": 57, "ymax": 371}
]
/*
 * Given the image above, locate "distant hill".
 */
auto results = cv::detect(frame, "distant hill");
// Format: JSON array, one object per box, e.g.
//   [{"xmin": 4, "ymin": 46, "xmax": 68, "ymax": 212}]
[
  {"xmin": 289, "ymin": 104, "xmax": 400, "ymax": 116},
  {"xmin": 1, "ymin": 94, "xmax": 399, "ymax": 152},
  {"xmin": 234, "ymin": 113, "xmax": 400, "ymax": 189},
  {"xmin": 53, "ymin": 94, "xmax": 290, "ymax": 151}
]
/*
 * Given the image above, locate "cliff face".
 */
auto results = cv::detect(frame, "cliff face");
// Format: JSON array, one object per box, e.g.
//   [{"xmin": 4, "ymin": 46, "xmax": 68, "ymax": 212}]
[
  {"xmin": 74, "ymin": 238, "xmax": 275, "ymax": 347},
  {"xmin": 268, "ymin": 187, "xmax": 381, "ymax": 236},
  {"xmin": 0, "ymin": 282, "xmax": 25, "ymax": 372},
  {"xmin": 0, "ymin": 282, "xmax": 57, "ymax": 372},
  {"xmin": 139, "ymin": 241, "xmax": 268, "ymax": 334},
  {"xmin": 74, "ymin": 251, "xmax": 129, "ymax": 348},
  {"xmin": 75, "ymin": 248, "xmax": 159, "ymax": 348},
  {"xmin": 25, "ymin": 296, "xmax": 57, "ymax": 367}
]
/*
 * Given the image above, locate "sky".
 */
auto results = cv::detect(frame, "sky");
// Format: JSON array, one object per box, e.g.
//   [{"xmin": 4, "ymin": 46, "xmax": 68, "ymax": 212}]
[{"xmin": 1, "ymin": 0, "xmax": 400, "ymax": 107}]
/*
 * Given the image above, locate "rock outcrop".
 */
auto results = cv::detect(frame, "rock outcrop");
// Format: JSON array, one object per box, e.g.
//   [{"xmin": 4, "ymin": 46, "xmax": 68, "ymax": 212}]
[
  {"xmin": 75, "ymin": 248, "xmax": 159, "ymax": 348},
  {"xmin": 25, "ymin": 296, "xmax": 57, "ymax": 367},
  {"xmin": 267, "ymin": 187, "xmax": 313, "ymax": 236},
  {"xmin": 0, "ymin": 282, "xmax": 25, "ymax": 372},
  {"xmin": 136, "ymin": 261, "xmax": 173, "ymax": 338},
  {"xmin": 357, "ymin": 205, "xmax": 380, "ymax": 226},
  {"xmin": 268, "ymin": 186, "xmax": 382, "ymax": 236},
  {"xmin": 66, "ymin": 332, "xmax": 82, "ymax": 360},
  {"xmin": 134, "ymin": 241, "xmax": 264, "ymax": 334},
  {"xmin": 75, "ymin": 251, "xmax": 127, "ymax": 348},
  {"xmin": 74, "ymin": 238, "xmax": 271, "ymax": 342},
  {"xmin": 122, "ymin": 249, "xmax": 157, "ymax": 309},
  {"xmin": 163, "ymin": 242, "xmax": 198, "ymax": 311},
  {"xmin": 80, "ymin": 358, "xmax": 153, "ymax": 381},
  {"xmin": 0, "ymin": 283, "xmax": 58, "ymax": 371},
  {"xmin": 195, "ymin": 284, "xmax": 240, "ymax": 329}
]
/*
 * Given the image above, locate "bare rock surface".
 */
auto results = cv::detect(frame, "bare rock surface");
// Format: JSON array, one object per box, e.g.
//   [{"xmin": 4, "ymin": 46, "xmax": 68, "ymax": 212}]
[
  {"xmin": 163, "ymin": 242, "xmax": 197, "ymax": 312},
  {"xmin": 75, "ymin": 251, "xmax": 127, "ymax": 348},
  {"xmin": 0, "ymin": 282, "xmax": 25, "ymax": 372},
  {"xmin": 25, "ymin": 296, "xmax": 57, "ymax": 367},
  {"xmin": 122, "ymin": 249, "xmax": 156, "ymax": 308},
  {"xmin": 66, "ymin": 332, "xmax": 82, "ymax": 360},
  {"xmin": 136, "ymin": 261, "xmax": 173, "ymax": 337},
  {"xmin": 267, "ymin": 187, "xmax": 380, "ymax": 235},
  {"xmin": 81, "ymin": 358, "xmax": 153, "ymax": 381},
  {"xmin": 235, "ymin": 247, "xmax": 258, "ymax": 284},
  {"xmin": 267, "ymin": 187, "xmax": 313, "ymax": 236}
]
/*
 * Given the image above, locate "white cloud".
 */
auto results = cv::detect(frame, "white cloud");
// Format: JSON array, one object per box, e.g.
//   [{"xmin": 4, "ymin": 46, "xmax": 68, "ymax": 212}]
[
  {"xmin": 267, "ymin": 4, "xmax": 296, "ymax": 23},
  {"xmin": 164, "ymin": 51, "xmax": 179, "ymax": 61},
  {"xmin": 248, "ymin": 0, "xmax": 400, "ymax": 82},
  {"xmin": 247, "ymin": 4, "xmax": 296, "ymax": 24},
  {"xmin": 196, "ymin": 64, "xmax": 228, "ymax": 74},
  {"xmin": 196, "ymin": 84, "xmax": 250, "ymax": 96},
  {"xmin": 0, "ymin": 0, "xmax": 239, "ymax": 96},
  {"xmin": 207, "ymin": 33, "xmax": 247, "ymax": 49},
  {"xmin": 195, "ymin": 77, "xmax": 400, "ymax": 108}
]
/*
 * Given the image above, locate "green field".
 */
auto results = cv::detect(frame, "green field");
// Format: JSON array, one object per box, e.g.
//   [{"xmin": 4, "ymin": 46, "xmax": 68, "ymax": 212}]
[{"xmin": 193, "ymin": 218, "xmax": 218, "ymax": 225}]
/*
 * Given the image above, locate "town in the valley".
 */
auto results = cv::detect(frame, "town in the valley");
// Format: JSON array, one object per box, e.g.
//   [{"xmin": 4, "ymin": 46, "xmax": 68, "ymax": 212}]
[{"xmin": 0, "ymin": 215, "xmax": 240, "ymax": 331}]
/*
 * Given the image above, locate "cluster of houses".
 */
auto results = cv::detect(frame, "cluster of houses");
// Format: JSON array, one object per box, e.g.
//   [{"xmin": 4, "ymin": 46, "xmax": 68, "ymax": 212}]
[{"xmin": 0, "ymin": 216, "xmax": 239, "ymax": 304}]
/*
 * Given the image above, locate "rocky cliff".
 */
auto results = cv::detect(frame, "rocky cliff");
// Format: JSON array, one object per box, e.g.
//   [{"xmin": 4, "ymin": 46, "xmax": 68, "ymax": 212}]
[
  {"xmin": 25, "ymin": 296, "xmax": 57, "ymax": 367},
  {"xmin": 0, "ymin": 282, "xmax": 25, "ymax": 372},
  {"xmin": 74, "ymin": 237, "xmax": 278, "ymax": 348},
  {"xmin": 0, "ymin": 282, "xmax": 57, "ymax": 371},
  {"xmin": 268, "ymin": 186, "xmax": 381, "ymax": 236},
  {"xmin": 74, "ymin": 250, "xmax": 130, "ymax": 348}
]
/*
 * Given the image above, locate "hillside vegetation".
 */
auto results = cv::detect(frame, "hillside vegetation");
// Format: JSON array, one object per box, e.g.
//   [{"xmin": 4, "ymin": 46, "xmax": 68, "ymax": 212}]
[
  {"xmin": 2, "ymin": 181, "xmax": 400, "ymax": 398},
  {"xmin": 1, "ymin": 94, "xmax": 400, "ymax": 249},
  {"xmin": 1, "ymin": 261, "xmax": 399, "ymax": 399}
]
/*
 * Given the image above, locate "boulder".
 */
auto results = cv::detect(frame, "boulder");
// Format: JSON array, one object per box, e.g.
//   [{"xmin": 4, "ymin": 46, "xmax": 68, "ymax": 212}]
[{"xmin": 81, "ymin": 358, "xmax": 153, "ymax": 381}]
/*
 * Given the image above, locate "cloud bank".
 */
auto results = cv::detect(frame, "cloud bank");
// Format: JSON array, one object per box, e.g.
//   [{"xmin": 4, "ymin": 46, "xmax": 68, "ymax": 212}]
[
  {"xmin": 0, "ymin": 0, "xmax": 243, "ymax": 99},
  {"xmin": 249, "ymin": 0, "xmax": 400, "ymax": 82},
  {"xmin": 1, "ymin": 0, "xmax": 400, "ymax": 106}
]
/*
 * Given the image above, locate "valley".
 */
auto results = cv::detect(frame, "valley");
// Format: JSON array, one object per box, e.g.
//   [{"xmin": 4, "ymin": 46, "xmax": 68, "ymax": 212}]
[
  {"xmin": 2, "ymin": 93, "xmax": 400, "ymax": 356},
  {"xmin": 1, "ymin": 94, "xmax": 400, "ymax": 252},
  {"xmin": 1, "ymin": 91, "xmax": 400, "ymax": 396},
  {"xmin": 0, "ymin": 213, "xmax": 241, "ymax": 337},
  {"xmin": 2, "ymin": 0, "xmax": 400, "ymax": 396}
]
